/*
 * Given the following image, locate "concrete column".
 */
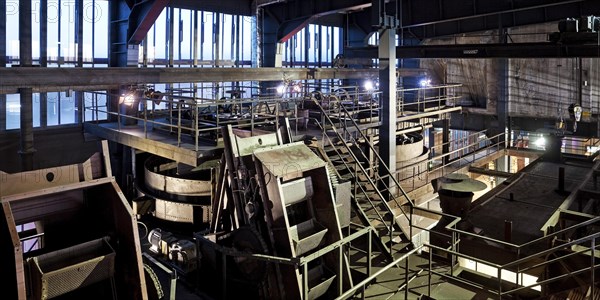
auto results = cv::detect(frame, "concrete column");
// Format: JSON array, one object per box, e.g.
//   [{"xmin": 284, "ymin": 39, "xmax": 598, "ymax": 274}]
[
  {"xmin": 378, "ymin": 28, "xmax": 397, "ymax": 187},
  {"xmin": 19, "ymin": 88, "xmax": 36, "ymax": 171}
]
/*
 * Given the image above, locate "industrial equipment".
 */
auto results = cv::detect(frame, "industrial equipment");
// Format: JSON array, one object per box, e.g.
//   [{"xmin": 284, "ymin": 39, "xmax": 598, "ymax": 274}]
[{"xmin": 0, "ymin": 141, "xmax": 148, "ymax": 300}]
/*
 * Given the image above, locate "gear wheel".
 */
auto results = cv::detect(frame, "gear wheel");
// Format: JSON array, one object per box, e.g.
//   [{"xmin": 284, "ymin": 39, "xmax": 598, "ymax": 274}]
[
  {"xmin": 230, "ymin": 226, "xmax": 269, "ymax": 283},
  {"xmin": 144, "ymin": 263, "xmax": 164, "ymax": 300}
]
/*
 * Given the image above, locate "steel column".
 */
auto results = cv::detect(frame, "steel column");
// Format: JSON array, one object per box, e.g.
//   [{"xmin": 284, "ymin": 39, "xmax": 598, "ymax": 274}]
[
  {"xmin": 193, "ymin": 10, "xmax": 199, "ymax": 67},
  {"xmin": 442, "ymin": 118, "xmax": 450, "ymax": 165},
  {"xmin": 168, "ymin": 6, "xmax": 175, "ymax": 67},
  {"xmin": 0, "ymin": 0, "xmax": 5, "ymax": 66},
  {"xmin": 19, "ymin": 0, "xmax": 32, "ymax": 67},
  {"xmin": 19, "ymin": 88, "xmax": 35, "ymax": 171},
  {"xmin": 378, "ymin": 28, "xmax": 397, "ymax": 189},
  {"xmin": 76, "ymin": 0, "xmax": 84, "ymax": 66},
  {"xmin": 0, "ymin": 0, "xmax": 5, "ymax": 131},
  {"xmin": 19, "ymin": 1, "xmax": 35, "ymax": 170},
  {"xmin": 40, "ymin": 0, "xmax": 48, "ymax": 67}
]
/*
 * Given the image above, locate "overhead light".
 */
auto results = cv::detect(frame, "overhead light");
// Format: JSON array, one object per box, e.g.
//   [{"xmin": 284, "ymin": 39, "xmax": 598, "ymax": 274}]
[
  {"xmin": 119, "ymin": 93, "xmax": 136, "ymax": 106},
  {"xmin": 293, "ymin": 83, "xmax": 302, "ymax": 93},
  {"xmin": 419, "ymin": 78, "xmax": 432, "ymax": 87},
  {"xmin": 276, "ymin": 84, "xmax": 285, "ymax": 95},
  {"xmin": 364, "ymin": 80, "xmax": 374, "ymax": 91},
  {"xmin": 534, "ymin": 137, "xmax": 546, "ymax": 148}
]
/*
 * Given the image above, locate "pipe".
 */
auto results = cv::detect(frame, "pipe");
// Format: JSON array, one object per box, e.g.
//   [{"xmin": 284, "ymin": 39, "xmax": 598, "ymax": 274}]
[
  {"xmin": 396, "ymin": 124, "xmax": 432, "ymax": 136},
  {"xmin": 402, "ymin": 0, "xmax": 585, "ymax": 29}
]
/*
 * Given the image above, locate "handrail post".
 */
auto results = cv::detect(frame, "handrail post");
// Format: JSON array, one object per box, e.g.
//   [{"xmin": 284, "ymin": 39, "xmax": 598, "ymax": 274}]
[
  {"xmin": 428, "ymin": 247, "xmax": 432, "ymax": 297},
  {"xmin": 497, "ymin": 267, "xmax": 502, "ymax": 299},
  {"xmin": 338, "ymin": 246, "xmax": 343, "ymax": 296},
  {"xmin": 368, "ymin": 229, "xmax": 372, "ymax": 277},
  {"xmin": 195, "ymin": 99, "xmax": 199, "ymax": 151},
  {"xmin": 303, "ymin": 263, "xmax": 308, "ymax": 300},
  {"xmin": 592, "ymin": 237, "xmax": 596, "ymax": 300},
  {"xmin": 177, "ymin": 100, "xmax": 181, "ymax": 147},
  {"xmin": 143, "ymin": 98, "xmax": 148, "ymax": 138}
]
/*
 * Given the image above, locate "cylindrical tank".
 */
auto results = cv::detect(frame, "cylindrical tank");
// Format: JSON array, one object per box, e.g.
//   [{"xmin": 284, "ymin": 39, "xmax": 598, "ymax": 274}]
[
  {"xmin": 396, "ymin": 132, "xmax": 425, "ymax": 162},
  {"xmin": 438, "ymin": 189, "xmax": 474, "ymax": 219}
]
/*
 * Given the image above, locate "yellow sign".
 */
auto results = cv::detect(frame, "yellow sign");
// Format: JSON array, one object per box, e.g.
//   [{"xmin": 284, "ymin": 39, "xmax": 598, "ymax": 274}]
[{"xmin": 583, "ymin": 111, "xmax": 592, "ymax": 118}]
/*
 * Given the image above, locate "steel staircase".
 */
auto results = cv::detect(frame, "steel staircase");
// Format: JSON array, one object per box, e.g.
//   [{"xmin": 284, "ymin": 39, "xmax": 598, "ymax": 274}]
[{"xmin": 310, "ymin": 98, "xmax": 416, "ymax": 260}]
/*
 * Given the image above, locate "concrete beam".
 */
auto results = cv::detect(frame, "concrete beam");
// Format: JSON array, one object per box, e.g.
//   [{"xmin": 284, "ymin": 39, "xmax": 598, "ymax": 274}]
[
  {"xmin": 0, "ymin": 67, "xmax": 426, "ymax": 94},
  {"xmin": 84, "ymin": 123, "xmax": 221, "ymax": 167}
]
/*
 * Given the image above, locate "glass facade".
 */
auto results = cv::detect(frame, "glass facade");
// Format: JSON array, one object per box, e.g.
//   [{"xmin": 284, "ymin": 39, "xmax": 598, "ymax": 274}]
[{"xmin": 1, "ymin": 1, "xmax": 343, "ymax": 130}]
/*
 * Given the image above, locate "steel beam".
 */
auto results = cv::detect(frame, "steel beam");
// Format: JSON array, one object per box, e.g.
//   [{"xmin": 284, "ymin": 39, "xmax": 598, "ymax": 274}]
[
  {"xmin": 277, "ymin": 17, "xmax": 313, "ymax": 43},
  {"xmin": 128, "ymin": 0, "xmax": 170, "ymax": 45},
  {"xmin": 0, "ymin": 67, "xmax": 428, "ymax": 94},
  {"xmin": 345, "ymin": 42, "xmax": 600, "ymax": 59}
]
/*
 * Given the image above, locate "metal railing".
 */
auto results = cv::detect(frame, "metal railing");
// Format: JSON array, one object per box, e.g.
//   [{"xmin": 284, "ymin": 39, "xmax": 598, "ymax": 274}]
[
  {"xmin": 196, "ymin": 226, "xmax": 377, "ymax": 300},
  {"xmin": 310, "ymin": 95, "xmax": 415, "ymax": 257},
  {"xmin": 412, "ymin": 200, "xmax": 600, "ymax": 299},
  {"xmin": 83, "ymin": 92, "xmax": 308, "ymax": 151}
]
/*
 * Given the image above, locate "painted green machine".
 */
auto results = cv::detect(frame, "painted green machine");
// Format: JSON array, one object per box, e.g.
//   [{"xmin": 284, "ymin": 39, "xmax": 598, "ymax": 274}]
[{"xmin": 199, "ymin": 124, "xmax": 353, "ymax": 299}]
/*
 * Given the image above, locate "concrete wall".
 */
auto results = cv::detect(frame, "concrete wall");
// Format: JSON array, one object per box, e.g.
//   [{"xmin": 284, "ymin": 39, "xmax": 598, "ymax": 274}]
[{"xmin": 420, "ymin": 23, "xmax": 600, "ymax": 123}]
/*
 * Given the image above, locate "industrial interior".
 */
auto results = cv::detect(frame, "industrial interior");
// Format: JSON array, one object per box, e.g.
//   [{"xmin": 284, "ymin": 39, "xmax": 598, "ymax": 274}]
[{"xmin": 3, "ymin": 0, "xmax": 600, "ymax": 299}]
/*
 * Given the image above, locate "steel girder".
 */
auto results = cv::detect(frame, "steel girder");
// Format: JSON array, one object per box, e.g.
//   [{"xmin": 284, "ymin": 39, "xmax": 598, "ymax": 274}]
[
  {"xmin": 345, "ymin": 42, "xmax": 600, "ymax": 59},
  {"xmin": 170, "ymin": 0, "xmax": 253, "ymax": 16},
  {"xmin": 405, "ymin": 0, "xmax": 600, "ymax": 39},
  {"xmin": 259, "ymin": 0, "xmax": 600, "ymax": 39},
  {"xmin": 127, "ymin": 0, "xmax": 171, "ymax": 44}
]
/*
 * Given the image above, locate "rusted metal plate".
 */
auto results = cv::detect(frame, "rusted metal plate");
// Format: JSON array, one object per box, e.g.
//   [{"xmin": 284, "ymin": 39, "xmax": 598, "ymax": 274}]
[{"xmin": 253, "ymin": 142, "xmax": 325, "ymax": 177}]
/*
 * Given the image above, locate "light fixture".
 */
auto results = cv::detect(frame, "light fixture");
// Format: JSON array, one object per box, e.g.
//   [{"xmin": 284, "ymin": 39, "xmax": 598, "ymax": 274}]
[
  {"xmin": 292, "ymin": 82, "xmax": 302, "ymax": 93},
  {"xmin": 276, "ymin": 84, "xmax": 286, "ymax": 95},
  {"xmin": 419, "ymin": 78, "xmax": 432, "ymax": 87},
  {"xmin": 119, "ymin": 93, "xmax": 136, "ymax": 106},
  {"xmin": 534, "ymin": 136, "xmax": 546, "ymax": 148},
  {"xmin": 364, "ymin": 80, "xmax": 374, "ymax": 91}
]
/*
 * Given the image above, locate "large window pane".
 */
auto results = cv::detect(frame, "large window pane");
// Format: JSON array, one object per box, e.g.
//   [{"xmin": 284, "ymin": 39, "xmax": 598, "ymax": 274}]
[
  {"xmin": 94, "ymin": 0, "xmax": 108, "ymax": 59},
  {"xmin": 6, "ymin": 1, "xmax": 19, "ymax": 62},
  {"xmin": 47, "ymin": 0, "xmax": 60, "ymax": 63},
  {"xmin": 60, "ymin": 92, "xmax": 76, "ymax": 124},
  {"xmin": 6, "ymin": 94, "xmax": 20, "ymax": 130},
  {"xmin": 5, "ymin": 94, "xmax": 40, "ymax": 129},
  {"xmin": 47, "ymin": 92, "xmax": 59, "ymax": 126}
]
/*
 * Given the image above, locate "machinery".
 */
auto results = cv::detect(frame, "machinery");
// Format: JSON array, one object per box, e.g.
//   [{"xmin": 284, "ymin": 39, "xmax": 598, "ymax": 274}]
[{"xmin": 0, "ymin": 141, "xmax": 148, "ymax": 300}]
